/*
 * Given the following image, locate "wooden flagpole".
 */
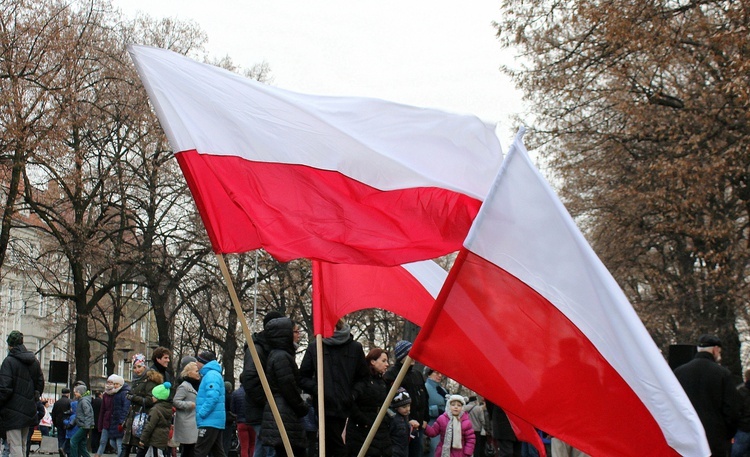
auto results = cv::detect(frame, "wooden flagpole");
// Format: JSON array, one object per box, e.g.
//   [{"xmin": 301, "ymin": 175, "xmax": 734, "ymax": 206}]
[
  {"xmin": 316, "ymin": 334, "xmax": 326, "ymax": 457},
  {"xmin": 216, "ymin": 253, "xmax": 295, "ymax": 457},
  {"xmin": 356, "ymin": 354, "xmax": 414, "ymax": 457}
]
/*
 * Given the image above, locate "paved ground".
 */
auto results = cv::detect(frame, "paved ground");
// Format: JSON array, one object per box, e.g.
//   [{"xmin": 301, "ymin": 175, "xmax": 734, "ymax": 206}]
[{"xmin": 34, "ymin": 435, "xmax": 116, "ymax": 456}]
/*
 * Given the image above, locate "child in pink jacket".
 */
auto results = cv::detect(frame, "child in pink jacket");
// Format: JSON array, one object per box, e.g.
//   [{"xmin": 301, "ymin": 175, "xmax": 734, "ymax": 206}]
[{"xmin": 424, "ymin": 395, "xmax": 475, "ymax": 457}]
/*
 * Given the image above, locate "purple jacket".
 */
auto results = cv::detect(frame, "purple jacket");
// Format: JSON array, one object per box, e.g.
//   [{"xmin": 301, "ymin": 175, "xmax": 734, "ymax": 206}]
[{"xmin": 424, "ymin": 412, "xmax": 475, "ymax": 457}]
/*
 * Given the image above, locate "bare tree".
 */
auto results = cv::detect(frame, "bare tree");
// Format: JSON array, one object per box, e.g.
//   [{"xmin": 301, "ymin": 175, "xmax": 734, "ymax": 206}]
[{"xmin": 497, "ymin": 0, "xmax": 750, "ymax": 374}]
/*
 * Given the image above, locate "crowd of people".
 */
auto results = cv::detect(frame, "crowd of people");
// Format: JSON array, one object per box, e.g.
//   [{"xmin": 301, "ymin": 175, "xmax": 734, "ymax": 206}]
[{"xmin": 3, "ymin": 327, "xmax": 750, "ymax": 457}]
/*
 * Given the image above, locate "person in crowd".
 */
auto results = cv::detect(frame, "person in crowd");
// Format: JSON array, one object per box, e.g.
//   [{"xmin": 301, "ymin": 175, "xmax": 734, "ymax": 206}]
[
  {"xmin": 463, "ymin": 396, "xmax": 486, "ymax": 457},
  {"xmin": 733, "ymin": 369, "xmax": 750, "ymax": 457},
  {"xmin": 674, "ymin": 334, "xmax": 742, "ymax": 457},
  {"xmin": 174, "ymin": 362, "xmax": 200, "ymax": 457},
  {"xmin": 485, "ymin": 402, "xmax": 519, "ymax": 457},
  {"xmin": 232, "ymin": 375, "xmax": 255, "ymax": 457},
  {"xmin": 384, "ymin": 341, "xmax": 428, "ymax": 457},
  {"xmin": 39, "ymin": 399, "xmax": 52, "ymax": 436},
  {"xmin": 260, "ymin": 317, "xmax": 308, "ymax": 457},
  {"xmin": 194, "ymin": 350, "xmax": 226, "ymax": 457},
  {"xmin": 0, "ymin": 330, "xmax": 45, "ymax": 457},
  {"xmin": 63, "ymin": 392, "xmax": 79, "ymax": 457},
  {"xmin": 121, "ymin": 354, "xmax": 163, "ymax": 457},
  {"xmin": 424, "ymin": 395, "xmax": 474, "ymax": 457},
  {"xmin": 299, "ymin": 394, "xmax": 317, "ymax": 457},
  {"xmin": 95, "ymin": 378, "xmax": 118, "ymax": 457},
  {"xmin": 299, "ymin": 320, "xmax": 368, "ymax": 457},
  {"xmin": 150, "ymin": 348, "xmax": 174, "ymax": 395},
  {"xmin": 136, "ymin": 382, "xmax": 173, "ymax": 457},
  {"xmin": 52, "ymin": 388, "xmax": 72, "ymax": 457},
  {"xmin": 243, "ymin": 311, "xmax": 283, "ymax": 457},
  {"xmin": 96, "ymin": 375, "xmax": 129, "ymax": 457},
  {"xmin": 90, "ymin": 391, "xmax": 102, "ymax": 455},
  {"xmin": 108, "ymin": 375, "xmax": 130, "ymax": 457},
  {"xmin": 70, "ymin": 385, "xmax": 94, "ymax": 457},
  {"xmin": 346, "ymin": 348, "xmax": 392, "ymax": 457},
  {"xmin": 549, "ymin": 438, "xmax": 589, "ymax": 457},
  {"xmin": 26, "ymin": 396, "xmax": 47, "ymax": 457},
  {"xmin": 223, "ymin": 382, "xmax": 236, "ymax": 457},
  {"xmin": 388, "ymin": 388, "xmax": 419, "ymax": 457},
  {"xmin": 424, "ymin": 370, "xmax": 449, "ymax": 457}
]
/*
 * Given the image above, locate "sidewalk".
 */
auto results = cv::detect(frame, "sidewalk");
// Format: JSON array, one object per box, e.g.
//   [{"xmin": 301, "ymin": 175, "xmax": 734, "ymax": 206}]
[{"xmin": 35, "ymin": 435, "xmax": 117, "ymax": 456}]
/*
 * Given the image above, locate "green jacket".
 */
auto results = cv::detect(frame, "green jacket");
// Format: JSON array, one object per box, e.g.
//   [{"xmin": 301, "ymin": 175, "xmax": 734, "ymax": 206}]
[{"xmin": 139, "ymin": 400, "xmax": 173, "ymax": 448}]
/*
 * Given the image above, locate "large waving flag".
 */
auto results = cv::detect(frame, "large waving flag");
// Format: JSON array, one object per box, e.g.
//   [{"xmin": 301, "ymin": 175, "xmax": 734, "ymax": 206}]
[
  {"xmin": 312, "ymin": 260, "xmax": 447, "ymax": 337},
  {"xmin": 410, "ymin": 131, "xmax": 710, "ymax": 457},
  {"xmin": 128, "ymin": 45, "xmax": 503, "ymax": 265}
]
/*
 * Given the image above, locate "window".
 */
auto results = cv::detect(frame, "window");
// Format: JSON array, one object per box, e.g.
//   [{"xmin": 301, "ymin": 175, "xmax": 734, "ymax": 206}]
[{"xmin": 39, "ymin": 294, "xmax": 46, "ymax": 317}]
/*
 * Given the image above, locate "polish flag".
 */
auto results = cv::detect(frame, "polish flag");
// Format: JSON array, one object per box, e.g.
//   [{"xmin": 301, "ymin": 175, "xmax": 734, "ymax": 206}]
[
  {"xmin": 410, "ymin": 131, "xmax": 710, "ymax": 457},
  {"xmin": 128, "ymin": 45, "xmax": 503, "ymax": 265},
  {"xmin": 312, "ymin": 260, "xmax": 447, "ymax": 337}
]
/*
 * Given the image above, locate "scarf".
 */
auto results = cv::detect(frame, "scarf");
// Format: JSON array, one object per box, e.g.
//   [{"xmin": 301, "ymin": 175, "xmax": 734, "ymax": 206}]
[{"xmin": 441, "ymin": 414, "xmax": 463, "ymax": 457}]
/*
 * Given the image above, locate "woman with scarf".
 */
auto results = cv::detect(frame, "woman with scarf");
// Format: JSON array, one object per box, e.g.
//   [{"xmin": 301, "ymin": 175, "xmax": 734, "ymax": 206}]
[
  {"xmin": 173, "ymin": 361, "xmax": 201, "ymax": 457},
  {"xmin": 346, "ymin": 348, "xmax": 392, "ymax": 457},
  {"xmin": 120, "ymin": 354, "xmax": 163, "ymax": 457},
  {"xmin": 95, "ymin": 375, "xmax": 127, "ymax": 457}
]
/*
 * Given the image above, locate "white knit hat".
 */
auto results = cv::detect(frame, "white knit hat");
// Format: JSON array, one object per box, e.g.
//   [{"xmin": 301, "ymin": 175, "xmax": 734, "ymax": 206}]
[
  {"xmin": 445, "ymin": 394, "xmax": 467, "ymax": 412},
  {"xmin": 107, "ymin": 374, "xmax": 125, "ymax": 385}
]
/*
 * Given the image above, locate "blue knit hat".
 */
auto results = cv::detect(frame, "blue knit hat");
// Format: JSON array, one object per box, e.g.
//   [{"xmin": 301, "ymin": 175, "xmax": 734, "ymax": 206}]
[{"xmin": 394, "ymin": 340, "xmax": 412, "ymax": 362}]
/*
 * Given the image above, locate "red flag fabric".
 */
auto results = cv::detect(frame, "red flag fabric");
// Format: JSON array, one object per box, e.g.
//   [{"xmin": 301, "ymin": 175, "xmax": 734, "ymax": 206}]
[
  {"xmin": 128, "ymin": 45, "xmax": 503, "ymax": 265},
  {"xmin": 312, "ymin": 260, "xmax": 446, "ymax": 337},
  {"xmin": 410, "ymin": 131, "xmax": 710, "ymax": 457}
]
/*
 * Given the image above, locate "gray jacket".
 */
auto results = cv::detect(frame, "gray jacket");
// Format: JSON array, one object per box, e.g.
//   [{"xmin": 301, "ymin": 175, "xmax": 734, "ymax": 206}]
[
  {"xmin": 173, "ymin": 380, "xmax": 199, "ymax": 444},
  {"xmin": 75, "ymin": 394, "xmax": 95, "ymax": 429}
]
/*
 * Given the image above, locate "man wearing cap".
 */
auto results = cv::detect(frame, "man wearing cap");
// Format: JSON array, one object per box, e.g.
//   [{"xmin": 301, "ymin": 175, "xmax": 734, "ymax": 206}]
[
  {"xmin": 52, "ymin": 388, "xmax": 72, "ymax": 457},
  {"xmin": 0, "ymin": 330, "xmax": 45, "ymax": 457},
  {"xmin": 674, "ymin": 334, "xmax": 742, "ymax": 457},
  {"xmin": 195, "ymin": 350, "xmax": 226, "ymax": 457}
]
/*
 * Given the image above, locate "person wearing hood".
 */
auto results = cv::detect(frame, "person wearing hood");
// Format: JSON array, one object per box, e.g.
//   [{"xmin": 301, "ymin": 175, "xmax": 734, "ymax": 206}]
[
  {"xmin": 121, "ymin": 354, "xmax": 163, "ymax": 457},
  {"xmin": 260, "ymin": 317, "xmax": 309, "ymax": 457},
  {"xmin": 299, "ymin": 319, "xmax": 368, "ymax": 457},
  {"xmin": 424, "ymin": 395, "xmax": 475, "ymax": 457},
  {"xmin": 241, "ymin": 311, "xmax": 282, "ymax": 457},
  {"xmin": 0, "ymin": 330, "xmax": 45, "ymax": 457},
  {"xmin": 194, "ymin": 350, "xmax": 226, "ymax": 457}
]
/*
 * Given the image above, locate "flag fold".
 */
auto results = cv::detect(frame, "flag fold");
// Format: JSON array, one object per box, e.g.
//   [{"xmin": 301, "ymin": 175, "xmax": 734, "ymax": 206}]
[
  {"xmin": 410, "ymin": 130, "xmax": 710, "ymax": 457},
  {"xmin": 128, "ymin": 45, "xmax": 503, "ymax": 265}
]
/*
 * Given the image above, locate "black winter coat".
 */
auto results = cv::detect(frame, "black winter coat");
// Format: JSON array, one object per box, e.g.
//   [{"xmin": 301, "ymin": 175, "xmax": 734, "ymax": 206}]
[
  {"xmin": 260, "ymin": 318, "xmax": 308, "ymax": 448},
  {"xmin": 346, "ymin": 372, "xmax": 392, "ymax": 457},
  {"xmin": 674, "ymin": 352, "xmax": 742, "ymax": 457},
  {"xmin": 738, "ymin": 382, "xmax": 750, "ymax": 433},
  {"xmin": 0, "ymin": 345, "xmax": 45, "ymax": 432},
  {"xmin": 51, "ymin": 395, "xmax": 71, "ymax": 430},
  {"xmin": 242, "ymin": 332, "xmax": 272, "ymax": 426},
  {"xmin": 383, "ymin": 363, "xmax": 428, "ymax": 425},
  {"xmin": 299, "ymin": 327, "xmax": 367, "ymax": 420},
  {"xmin": 388, "ymin": 410, "xmax": 410, "ymax": 457}
]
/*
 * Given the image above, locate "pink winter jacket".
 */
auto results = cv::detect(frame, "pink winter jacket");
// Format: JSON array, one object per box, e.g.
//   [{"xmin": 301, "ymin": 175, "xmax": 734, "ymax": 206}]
[{"xmin": 424, "ymin": 412, "xmax": 476, "ymax": 457}]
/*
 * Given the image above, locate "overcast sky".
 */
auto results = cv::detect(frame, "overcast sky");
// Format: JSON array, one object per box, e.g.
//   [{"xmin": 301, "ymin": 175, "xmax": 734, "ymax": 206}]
[{"xmin": 115, "ymin": 0, "xmax": 526, "ymax": 145}]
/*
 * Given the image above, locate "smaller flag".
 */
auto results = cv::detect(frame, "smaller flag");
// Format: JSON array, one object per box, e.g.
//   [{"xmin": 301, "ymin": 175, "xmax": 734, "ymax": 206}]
[{"xmin": 312, "ymin": 260, "xmax": 446, "ymax": 337}]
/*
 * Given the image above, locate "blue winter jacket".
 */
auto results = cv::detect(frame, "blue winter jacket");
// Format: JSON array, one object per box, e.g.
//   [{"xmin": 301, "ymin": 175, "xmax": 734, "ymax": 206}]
[{"xmin": 196, "ymin": 360, "xmax": 225, "ymax": 429}]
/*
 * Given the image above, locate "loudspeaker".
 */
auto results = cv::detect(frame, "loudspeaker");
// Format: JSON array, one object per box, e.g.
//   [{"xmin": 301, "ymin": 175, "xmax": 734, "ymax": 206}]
[
  {"xmin": 48, "ymin": 360, "xmax": 69, "ymax": 384},
  {"xmin": 668, "ymin": 344, "xmax": 696, "ymax": 370}
]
